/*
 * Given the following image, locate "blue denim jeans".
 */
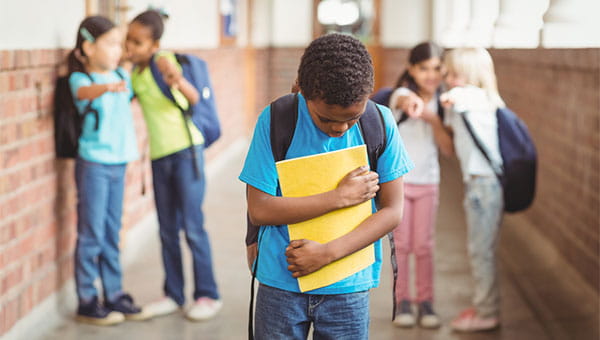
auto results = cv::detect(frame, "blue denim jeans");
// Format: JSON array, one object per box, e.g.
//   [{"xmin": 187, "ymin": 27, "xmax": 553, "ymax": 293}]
[
  {"xmin": 151, "ymin": 145, "xmax": 219, "ymax": 305},
  {"xmin": 75, "ymin": 158, "xmax": 126, "ymax": 302},
  {"xmin": 464, "ymin": 176, "xmax": 503, "ymax": 318},
  {"xmin": 255, "ymin": 284, "xmax": 370, "ymax": 340}
]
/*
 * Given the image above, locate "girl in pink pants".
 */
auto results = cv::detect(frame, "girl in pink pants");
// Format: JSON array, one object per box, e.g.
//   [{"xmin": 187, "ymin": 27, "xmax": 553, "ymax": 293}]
[{"xmin": 386, "ymin": 42, "xmax": 454, "ymax": 328}]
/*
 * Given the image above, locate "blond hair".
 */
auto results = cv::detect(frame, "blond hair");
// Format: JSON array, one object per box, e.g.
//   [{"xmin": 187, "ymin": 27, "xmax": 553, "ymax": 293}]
[{"xmin": 444, "ymin": 47, "xmax": 505, "ymax": 108}]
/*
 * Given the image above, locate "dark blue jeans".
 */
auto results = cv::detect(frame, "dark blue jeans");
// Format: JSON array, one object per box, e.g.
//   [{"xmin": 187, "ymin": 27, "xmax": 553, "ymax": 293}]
[
  {"xmin": 151, "ymin": 145, "xmax": 219, "ymax": 305},
  {"xmin": 255, "ymin": 284, "xmax": 370, "ymax": 340},
  {"xmin": 75, "ymin": 158, "xmax": 126, "ymax": 302}
]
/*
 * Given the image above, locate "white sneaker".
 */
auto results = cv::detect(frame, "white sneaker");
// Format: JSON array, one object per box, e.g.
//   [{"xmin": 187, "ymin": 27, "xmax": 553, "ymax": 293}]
[
  {"xmin": 144, "ymin": 297, "xmax": 180, "ymax": 317},
  {"xmin": 186, "ymin": 297, "xmax": 223, "ymax": 321},
  {"xmin": 393, "ymin": 300, "xmax": 415, "ymax": 328}
]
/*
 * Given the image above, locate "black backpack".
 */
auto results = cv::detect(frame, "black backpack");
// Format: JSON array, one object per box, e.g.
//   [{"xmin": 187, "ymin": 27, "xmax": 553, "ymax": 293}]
[
  {"xmin": 246, "ymin": 93, "xmax": 388, "ymax": 339},
  {"xmin": 462, "ymin": 107, "xmax": 537, "ymax": 212},
  {"xmin": 53, "ymin": 71, "xmax": 125, "ymax": 158}
]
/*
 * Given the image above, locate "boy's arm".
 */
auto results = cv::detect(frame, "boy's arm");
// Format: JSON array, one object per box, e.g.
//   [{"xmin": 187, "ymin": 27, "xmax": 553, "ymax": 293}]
[
  {"xmin": 285, "ymin": 176, "xmax": 404, "ymax": 278},
  {"xmin": 247, "ymin": 165, "xmax": 379, "ymax": 226}
]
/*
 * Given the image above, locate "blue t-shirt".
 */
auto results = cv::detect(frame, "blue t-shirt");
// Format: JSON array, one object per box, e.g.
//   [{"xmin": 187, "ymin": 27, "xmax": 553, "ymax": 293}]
[
  {"xmin": 239, "ymin": 93, "xmax": 414, "ymax": 294},
  {"xmin": 69, "ymin": 68, "xmax": 139, "ymax": 164}
]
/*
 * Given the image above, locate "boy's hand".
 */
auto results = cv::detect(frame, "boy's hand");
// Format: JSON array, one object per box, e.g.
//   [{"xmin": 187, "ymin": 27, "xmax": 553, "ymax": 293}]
[
  {"xmin": 105, "ymin": 81, "xmax": 127, "ymax": 93},
  {"xmin": 335, "ymin": 166, "xmax": 379, "ymax": 208},
  {"xmin": 285, "ymin": 239, "xmax": 332, "ymax": 277},
  {"xmin": 156, "ymin": 56, "xmax": 183, "ymax": 88}
]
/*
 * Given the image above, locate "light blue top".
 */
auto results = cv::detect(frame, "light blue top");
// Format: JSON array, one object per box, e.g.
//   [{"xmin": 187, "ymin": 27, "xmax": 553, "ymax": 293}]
[
  {"xmin": 239, "ymin": 93, "xmax": 414, "ymax": 294},
  {"xmin": 69, "ymin": 67, "xmax": 139, "ymax": 164}
]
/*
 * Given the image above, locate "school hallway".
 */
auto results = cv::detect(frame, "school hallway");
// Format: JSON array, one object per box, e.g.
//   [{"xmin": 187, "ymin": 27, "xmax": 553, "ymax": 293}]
[{"xmin": 24, "ymin": 138, "xmax": 592, "ymax": 340}]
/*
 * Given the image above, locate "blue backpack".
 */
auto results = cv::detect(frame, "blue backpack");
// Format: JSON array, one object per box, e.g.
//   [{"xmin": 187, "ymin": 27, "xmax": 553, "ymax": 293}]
[
  {"xmin": 462, "ymin": 107, "xmax": 537, "ymax": 212},
  {"xmin": 150, "ymin": 53, "xmax": 222, "ymax": 147}
]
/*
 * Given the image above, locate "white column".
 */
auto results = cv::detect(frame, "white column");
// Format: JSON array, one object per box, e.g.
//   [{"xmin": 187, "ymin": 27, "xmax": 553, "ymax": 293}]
[
  {"xmin": 381, "ymin": 0, "xmax": 431, "ymax": 47},
  {"xmin": 463, "ymin": 0, "xmax": 499, "ymax": 47},
  {"xmin": 492, "ymin": 0, "xmax": 549, "ymax": 48},
  {"xmin": 438, "ymin": 0, "xmax": 470, "ymax": 47},
  {"xmin": 542, "ymin": 0, "xmax": 600, "ymax": 48}
]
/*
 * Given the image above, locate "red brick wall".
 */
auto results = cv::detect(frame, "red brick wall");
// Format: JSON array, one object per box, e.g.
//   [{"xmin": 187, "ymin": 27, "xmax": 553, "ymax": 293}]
[
  {"xmin": 380, "ymin": 47, "xmax": 600, "ymax": 293},
  {"xmin": 0, "ymin": 46, "xmax": 248, "ymax": 336},
  {"xmin": 491, "ymin": 48, "xmax": 599, "ymax": 292}
]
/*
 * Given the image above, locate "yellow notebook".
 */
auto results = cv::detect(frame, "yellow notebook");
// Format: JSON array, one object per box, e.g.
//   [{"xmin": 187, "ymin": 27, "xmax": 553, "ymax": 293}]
[{"xmin": 276, "ymin": 145, "xmax": 375, "ymax": 292}]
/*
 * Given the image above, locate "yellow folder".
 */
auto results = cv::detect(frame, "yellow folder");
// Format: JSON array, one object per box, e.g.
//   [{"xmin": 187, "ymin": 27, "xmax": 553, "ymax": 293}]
[{"xmin": 276, "ymin": 145, "xmax": 375, "ymax": 292}]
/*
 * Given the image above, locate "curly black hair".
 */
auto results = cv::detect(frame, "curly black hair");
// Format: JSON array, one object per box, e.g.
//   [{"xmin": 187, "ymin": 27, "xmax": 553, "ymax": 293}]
[{"xmin": 298, "ymin": 33, "xmax": 373, "ymax": 107}]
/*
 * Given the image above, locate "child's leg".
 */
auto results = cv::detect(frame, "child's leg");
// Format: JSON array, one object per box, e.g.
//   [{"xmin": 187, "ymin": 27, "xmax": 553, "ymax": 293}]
[
  {"xmin": 74, "ymin": 159, "xmax": 111, "ymax": 302},
  {"xmin": 463, "ymin": 176, "xmax": 503, "ymax": 318},
  {"xmin": 311, "ymin": 290, "xmax": 370, "ymax": 340},
  {"xmin": 392, "ymin": 190, "xmax": 415, "ymax": 304},
  {"xmin": 173, "ymin": 146, "xmax": 219, "ymax": 300},
  {"xmin": 99, "ymin": 164, "xmax": 127, "ymax": 301},
  {"xmin": 152, "ymin": 154, "xmax": 186, "ymax": 306},
  {"xmin": 411, "ymin": 184, "xmax": 439, "ymax": 303},
  {"xmin": 254, "ymin": 284, "xmax": 310, "ymax": 340}
]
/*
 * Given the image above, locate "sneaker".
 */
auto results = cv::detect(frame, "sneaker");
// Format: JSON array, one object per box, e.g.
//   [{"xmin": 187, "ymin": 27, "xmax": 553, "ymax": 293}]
[
  {"xmin": 451, "ymin": 307, "xmax": 500, "ymax": 332},
  {"xmin": 186, "ymin": 297, "xmax": 223, "ymax": 321},
  {"xmin": 76, "ymin": 296, "xmax": 125, "ymax": 326},
  {"xmin": 105, "ymin": 293, "xmax": 152, "ymax": 321},
  {"xmin": 417, "ymin": 301, "xmax": 441, "ymax": 329},
  {"xmin": 144, "ymin": 296, "xmax": 181, "ymax": 317},
  {"xmin": 393, "ymin": 299, "xmax": 415, "ymax": 328}
]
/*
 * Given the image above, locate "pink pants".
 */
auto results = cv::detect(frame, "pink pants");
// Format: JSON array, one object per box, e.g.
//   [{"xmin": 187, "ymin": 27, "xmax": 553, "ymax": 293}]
[{"xmin": 392, "ymin": 183, "xmax": 439, "ymax": 303}]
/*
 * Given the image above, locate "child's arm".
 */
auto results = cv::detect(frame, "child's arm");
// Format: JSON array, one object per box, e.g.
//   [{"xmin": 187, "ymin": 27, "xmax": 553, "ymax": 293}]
[
  {"xmin": 247, "ymin": 165, "xmax": 379, "ymax": 226},
  {"xmin": 76, "ymin": 82, "xmax": 127, "ymax": 100},
  {"xmin": 285, "ymin": 176, "xmax": 405, "ymax": 278},
  {"xmin": 393, "ymin": 91, "xmax": 424, "ymax": 118},
  {"xmin": 421, "ymin": 108, "xmax": 454, "ymax": 157},
  {"xmin": 156, "ymin": 56, "xmax": 200, "ymax": 105}
]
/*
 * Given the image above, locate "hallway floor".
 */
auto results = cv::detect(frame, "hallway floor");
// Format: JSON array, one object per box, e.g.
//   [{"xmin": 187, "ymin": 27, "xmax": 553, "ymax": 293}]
[{"xmin": 37, "ymin": 141, "xmax": 554, "ymax": 340}]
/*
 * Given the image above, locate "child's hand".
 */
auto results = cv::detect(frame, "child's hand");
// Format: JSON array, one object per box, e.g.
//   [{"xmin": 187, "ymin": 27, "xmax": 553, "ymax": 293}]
[
  {"xmin": 106, "ymin": 81, "xmax": 127, "ymax": 93},
  {"xmin": 398, "ymin": 93, "xmax": 424, "ymax": 118},
  {"xmin": 156, "ymin": 56, "xmax": 183, "ymax": 88},
  {"xmin": 285, "ymin": 239, "xmax": 332, "ymax": 277},
  {"xmin": 440, "ymin": 92, "xmax": 454, "ymax": 109},
  {"xmin": 335, "ymin": 166, "xmax": 379, "ymax": 208}
]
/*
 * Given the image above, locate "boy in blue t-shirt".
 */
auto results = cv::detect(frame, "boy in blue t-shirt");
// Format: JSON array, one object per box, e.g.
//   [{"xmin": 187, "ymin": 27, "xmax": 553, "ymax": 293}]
[{"xmin": 239, "ymin": 33, "xmax": 413, "ymax": 339}]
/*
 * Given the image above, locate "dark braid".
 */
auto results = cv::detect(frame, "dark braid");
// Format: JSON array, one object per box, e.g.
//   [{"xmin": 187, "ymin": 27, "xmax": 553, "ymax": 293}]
[{"xmin": 298, "ymin": 33, "xmax": 373, "ymax": 107}]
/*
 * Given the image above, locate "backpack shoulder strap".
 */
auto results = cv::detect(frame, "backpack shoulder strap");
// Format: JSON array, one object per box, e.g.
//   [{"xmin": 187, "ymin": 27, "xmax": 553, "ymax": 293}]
[
  {"xmin": 269, "ymin": 93, "xmax": 299, "ymax": 162},
  {"xmin": 149, "ymin": 54, "xmax": 177, "ymax": 103},
  {"xmin": 358, "ymin": 100, "xmax": 387, "ymax": 173}
]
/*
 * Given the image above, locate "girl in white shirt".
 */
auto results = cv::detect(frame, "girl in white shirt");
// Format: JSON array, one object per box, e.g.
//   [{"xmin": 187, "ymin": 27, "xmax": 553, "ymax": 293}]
[
  {"xmin": 442, "ymin": 47, "xmax": 505, "ymax": 332},
  {"xmin": 388, "ymin": 42, "xmax": 453, "ymax": 329}
]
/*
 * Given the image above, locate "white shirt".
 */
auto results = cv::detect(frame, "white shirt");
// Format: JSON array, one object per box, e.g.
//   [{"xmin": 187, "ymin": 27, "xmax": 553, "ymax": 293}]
[
  {"xmin": 444, "ymin": 85, "xmax": 503, "ymax": 182},
  {"xmin": 389, "ymin": 87, "xmax": 440, "ymax": 184}
]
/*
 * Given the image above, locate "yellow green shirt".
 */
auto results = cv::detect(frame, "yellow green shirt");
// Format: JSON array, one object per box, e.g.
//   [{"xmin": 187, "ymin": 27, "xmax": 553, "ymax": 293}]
[{"xmin": 132, "ymin": 52, "xmax": 204, "ymax": 160}]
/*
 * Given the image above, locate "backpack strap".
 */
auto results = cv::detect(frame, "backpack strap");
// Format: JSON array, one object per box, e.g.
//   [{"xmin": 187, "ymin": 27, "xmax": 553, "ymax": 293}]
[
  {"xmin": 461, "ymin": 112, "xmax": 503, "ymax": 177},
  {"xmin": 358, "ymin": 100, "xmax": 387, "ymax": 173},
  {"xmin": 80, "ymin": 72, "xmax": 100, "ymax": 131},
  {"xmin": 269, "ymin": 93, "xmax": 299, "ymax": 162}
]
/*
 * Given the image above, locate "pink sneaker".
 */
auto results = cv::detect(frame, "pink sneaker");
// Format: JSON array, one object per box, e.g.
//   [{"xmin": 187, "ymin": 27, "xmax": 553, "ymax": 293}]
[{"xmin": 451, "ymin": 308, "xmax": 500, "ymax": 332}]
